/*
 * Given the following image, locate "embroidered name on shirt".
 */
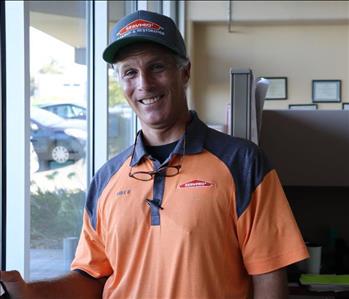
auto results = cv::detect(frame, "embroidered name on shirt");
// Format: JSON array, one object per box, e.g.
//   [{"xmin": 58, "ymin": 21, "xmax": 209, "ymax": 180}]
[
  {"xmin": 116, "ymin": 190, "xmax": 131, "ymax": 197},
  {"xmin": 178, "ymin": 180, "xmax": 214, "ymax": 189}
]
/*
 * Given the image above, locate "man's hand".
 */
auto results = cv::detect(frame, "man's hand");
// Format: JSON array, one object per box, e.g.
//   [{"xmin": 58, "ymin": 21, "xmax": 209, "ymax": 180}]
[
  {"xmin": 0, "ymin": 270, "xmax": 30, "ymax": 298},
  {"xmin": 0, "ymin": 270, "xmax": 106, "ymax": 299}
]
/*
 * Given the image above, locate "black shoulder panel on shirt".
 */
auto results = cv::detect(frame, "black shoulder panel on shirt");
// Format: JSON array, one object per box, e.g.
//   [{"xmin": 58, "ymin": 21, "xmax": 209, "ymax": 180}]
[
  {"xmin": 204, "ymin": 128, "xmax": 272, "ymax": 218},
  {"xmin": 86, "ymin": 146, "xmax": 133, "ymax": 230}
]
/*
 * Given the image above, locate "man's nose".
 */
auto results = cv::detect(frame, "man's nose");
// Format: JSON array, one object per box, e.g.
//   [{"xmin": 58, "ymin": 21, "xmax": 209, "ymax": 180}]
[{"xmin": 137, "ymin": 72, "xmax": 154, "ymax": 91}]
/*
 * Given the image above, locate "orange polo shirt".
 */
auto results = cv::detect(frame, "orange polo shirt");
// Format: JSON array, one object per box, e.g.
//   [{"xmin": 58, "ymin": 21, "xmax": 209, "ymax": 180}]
[{"xmin": 71, "ymin": 111, "xmax": 308, "ymax": 299}]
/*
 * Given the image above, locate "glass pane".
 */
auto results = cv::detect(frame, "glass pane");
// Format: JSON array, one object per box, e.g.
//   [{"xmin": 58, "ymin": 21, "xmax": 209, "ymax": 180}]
[
  {"xmin": 0, "ymin": 0, "xmax": 4, "ymax": 270},
  {"xmin": 107, "ymin": 1, "xmax": 135, "ymax": 159},
  {"xmin": 29, "ymin": 1, "xmax": 88, "ymax": 280}
]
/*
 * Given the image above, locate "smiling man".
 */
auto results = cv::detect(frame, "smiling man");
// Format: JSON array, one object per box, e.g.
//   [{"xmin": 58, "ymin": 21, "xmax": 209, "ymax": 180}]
[
  {"xmin": 114, "ymin": 42, "xmax": 191, "ymax": 145},
  {"xmin": 0, "ymin": 10, "xmax": 308, "ymax": 299}
]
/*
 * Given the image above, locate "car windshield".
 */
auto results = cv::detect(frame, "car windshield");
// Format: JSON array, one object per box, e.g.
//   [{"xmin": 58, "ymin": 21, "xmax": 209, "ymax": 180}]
[{"xmin": 31, "ymin": 107, "xmax": 65, "ymax": 126}]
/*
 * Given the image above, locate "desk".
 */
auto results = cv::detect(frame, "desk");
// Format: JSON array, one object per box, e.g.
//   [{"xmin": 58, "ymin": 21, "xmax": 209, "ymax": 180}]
[{"xmin": 289, "ymin": 284, "xmax": 349, "ymax": 299}]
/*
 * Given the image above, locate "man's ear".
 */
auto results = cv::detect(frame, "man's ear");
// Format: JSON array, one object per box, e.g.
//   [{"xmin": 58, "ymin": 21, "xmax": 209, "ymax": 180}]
[{"xmin": 182, "ymin": 61, "xmax": 191, "ymax": 85}]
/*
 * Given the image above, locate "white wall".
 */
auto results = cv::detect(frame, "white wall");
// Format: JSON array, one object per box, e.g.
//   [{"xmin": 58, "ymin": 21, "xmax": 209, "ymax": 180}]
[
  {"xmin": 187, "ymin": 0, "xmax": 349, "ymax": 23},
  {"xmin": 186, "ymin": 1, "xmax": 349, "ymax": 125}
]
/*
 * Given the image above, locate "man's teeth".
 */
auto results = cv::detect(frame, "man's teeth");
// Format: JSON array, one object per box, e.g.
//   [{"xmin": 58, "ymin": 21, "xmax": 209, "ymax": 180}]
[{"xmin": 140, "ymin": 96, "xmax": 161, "ymax": 105}]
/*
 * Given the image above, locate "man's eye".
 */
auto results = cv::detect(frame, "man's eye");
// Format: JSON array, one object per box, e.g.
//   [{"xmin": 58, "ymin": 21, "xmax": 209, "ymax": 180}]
[
  {"xmin": 123, "ymin": 69, "xmax": 137, "ymax": 78},
  {"xmin": 151, "ymin": 63, "xmax": 166, "ymax": 72}
]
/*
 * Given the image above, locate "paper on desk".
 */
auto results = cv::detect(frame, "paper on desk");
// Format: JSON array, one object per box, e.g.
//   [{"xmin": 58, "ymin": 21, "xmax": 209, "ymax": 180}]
[{"xmin": 308, "ymin": 284, "xmax": 349, "ymax": 292}]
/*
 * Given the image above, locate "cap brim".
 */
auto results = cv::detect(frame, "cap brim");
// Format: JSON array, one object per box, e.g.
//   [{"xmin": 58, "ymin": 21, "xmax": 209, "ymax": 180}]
[{"xmin": 102, "ymin": 35, "xmax": 181, "ymax": 64}]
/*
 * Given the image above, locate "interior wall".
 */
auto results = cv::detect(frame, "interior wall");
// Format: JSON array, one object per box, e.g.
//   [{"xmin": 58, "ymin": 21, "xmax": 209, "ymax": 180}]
[
  {"xmin": 187, "ymin": 1, "xmax": 349, "ymax": 23},
  {"xmin": 191, "ymin": 22, "xmax": 349, "ymax": 125}
]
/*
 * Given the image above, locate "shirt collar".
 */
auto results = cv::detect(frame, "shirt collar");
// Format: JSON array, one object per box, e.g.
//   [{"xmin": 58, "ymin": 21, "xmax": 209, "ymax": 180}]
[
  {"xmin": 130, "ymin": 110, "xmax": 208, "ymax": 166},
  {"xmin": 184, "ymin": 111, "xmax": 207, "ymax": 154},
  {"xmin": 130, "ymin": 131, "xmax": 147, "ymax": 166}
]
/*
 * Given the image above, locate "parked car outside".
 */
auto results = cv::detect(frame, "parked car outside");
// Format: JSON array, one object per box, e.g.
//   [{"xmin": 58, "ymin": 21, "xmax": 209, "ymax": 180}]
[
  {"xmin": 38, "ymin": 102, "xmax": 87, "ymax": 120},
  {"xmin": 31, "ymin": 107, "xmax": 86, "ymax": 164}
]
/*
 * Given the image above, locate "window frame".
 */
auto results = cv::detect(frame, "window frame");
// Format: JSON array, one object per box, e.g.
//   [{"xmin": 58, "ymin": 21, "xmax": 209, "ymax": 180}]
[
  {"xmin": 0, "ymin": 0, "xmax": 6, "ymax": 271},
  {"xmin": 5, "ymin": 0, "xmax": 31, "ymax": 278}
]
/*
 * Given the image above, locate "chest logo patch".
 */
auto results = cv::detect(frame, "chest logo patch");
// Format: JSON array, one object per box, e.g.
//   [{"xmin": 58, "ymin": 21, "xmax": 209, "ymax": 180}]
[{"xmin": 178, "ymin": 180, "xmax": 214, "ymax": 189}]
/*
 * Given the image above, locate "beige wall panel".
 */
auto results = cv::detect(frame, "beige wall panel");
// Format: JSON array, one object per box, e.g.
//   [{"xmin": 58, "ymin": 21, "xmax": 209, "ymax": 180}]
[
  {"xmin": 187, "ymin": 1, "xmax": 349, "ymax": 23},
  {"xmin": 191, "ymin": 22, "xmax": 349, "ymax": 124}
]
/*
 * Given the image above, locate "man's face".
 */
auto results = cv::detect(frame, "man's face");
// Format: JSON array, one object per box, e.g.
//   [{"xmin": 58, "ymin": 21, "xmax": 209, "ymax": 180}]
[{"xmin": 114, "ymin": 43, "xmax": 190, "ymax": 132}]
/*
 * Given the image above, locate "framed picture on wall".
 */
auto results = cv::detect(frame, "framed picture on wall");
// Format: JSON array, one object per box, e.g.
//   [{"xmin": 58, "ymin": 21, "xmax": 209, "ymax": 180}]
[
  {"xmin": 312, "ymin": 80, "xmax": 341, "ymax": 103},
  {"xmin": 264, "ymin": 77, "xmax": 288, "ymax": 100},
  {"xmin": 343, "ymin": 103, "xmax": 349, "ymax": 110},
  {"xmin": 289, "ymin": 104, "xmax": 318, "ymax": 110}
]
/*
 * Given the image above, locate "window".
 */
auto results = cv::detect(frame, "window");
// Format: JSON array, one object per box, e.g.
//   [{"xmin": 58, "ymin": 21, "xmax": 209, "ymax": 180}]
[
  {"xmin": 5, "ymin": 0, "xmax": 133, "ymax": 279},
  {"xmin": 28, "ymin": 1, "xmax": 89, "ymax": 280},
  {"xmin": 0, "ymin": 0, "xmax": 5, "ymax": 271},
  {"xmin": 107, "ymin": 1, "xmax": 136, "ymax": 159}
]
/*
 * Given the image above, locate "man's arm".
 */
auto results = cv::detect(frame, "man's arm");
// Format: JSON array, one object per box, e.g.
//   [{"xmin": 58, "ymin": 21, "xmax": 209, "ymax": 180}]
[
  {"xmin": 252, "ymin": 268, "xmax": 289, "ymax": 299},
  {"xmin": 0, "ymin": 270, "xmax": 106, "ymax": 299}
]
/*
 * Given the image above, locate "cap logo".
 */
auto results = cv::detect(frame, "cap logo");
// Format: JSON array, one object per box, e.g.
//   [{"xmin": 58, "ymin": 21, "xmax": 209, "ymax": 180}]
[
  {"xmin": 117, "ymin": 19, "xmax": 164, "ymax": 37},
  {"xmin": 178, "ymin": 180, "xmax": 214, "ymax": 189}
]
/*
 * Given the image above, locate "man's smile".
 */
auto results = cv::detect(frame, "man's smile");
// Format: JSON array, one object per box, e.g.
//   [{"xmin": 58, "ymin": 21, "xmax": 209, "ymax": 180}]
[{"xmin": 138, "ymin": 95, "xmax": 163, "ymax": 105}]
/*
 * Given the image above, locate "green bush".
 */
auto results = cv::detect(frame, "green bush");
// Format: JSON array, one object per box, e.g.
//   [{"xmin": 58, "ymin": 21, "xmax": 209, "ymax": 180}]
[{"xmin": 31, "ymin": 188, "xmax": 85, "ymax": 249}]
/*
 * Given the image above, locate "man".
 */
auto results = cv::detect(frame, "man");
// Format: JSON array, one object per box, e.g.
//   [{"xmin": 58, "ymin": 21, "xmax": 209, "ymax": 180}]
[{"xmin": 0, "ymin": 10, "xmax": 308, "ymax": 299}]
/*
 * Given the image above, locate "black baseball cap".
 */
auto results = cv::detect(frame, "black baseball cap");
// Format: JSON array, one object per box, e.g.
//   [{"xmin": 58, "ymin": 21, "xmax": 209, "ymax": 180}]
[{"xmin": 103, "ymin": 10, "xmax": 187, "ymax": 64}]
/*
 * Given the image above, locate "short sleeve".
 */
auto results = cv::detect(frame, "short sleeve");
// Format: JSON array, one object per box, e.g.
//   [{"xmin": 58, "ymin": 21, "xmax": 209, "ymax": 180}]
[
  {"xmin": 71, "ymin": 176, "xmax": 113, "ymax": 278},
  {"xmin": 237, "ymin": 170, "xmax": 309, "ymax": 275},
  {"xmin": 71, "ymin": 209, "xmax": 113, "ymax": 278}
]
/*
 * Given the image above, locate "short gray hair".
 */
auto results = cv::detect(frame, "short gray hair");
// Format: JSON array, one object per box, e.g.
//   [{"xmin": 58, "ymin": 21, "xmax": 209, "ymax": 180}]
[
  {"xmin": 174, "ymin": 54, "xmax": 190, "ymax": 69},
  {"xmin": 112, "ymin": 53, "xmax": 190, "ymax": 81}
]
